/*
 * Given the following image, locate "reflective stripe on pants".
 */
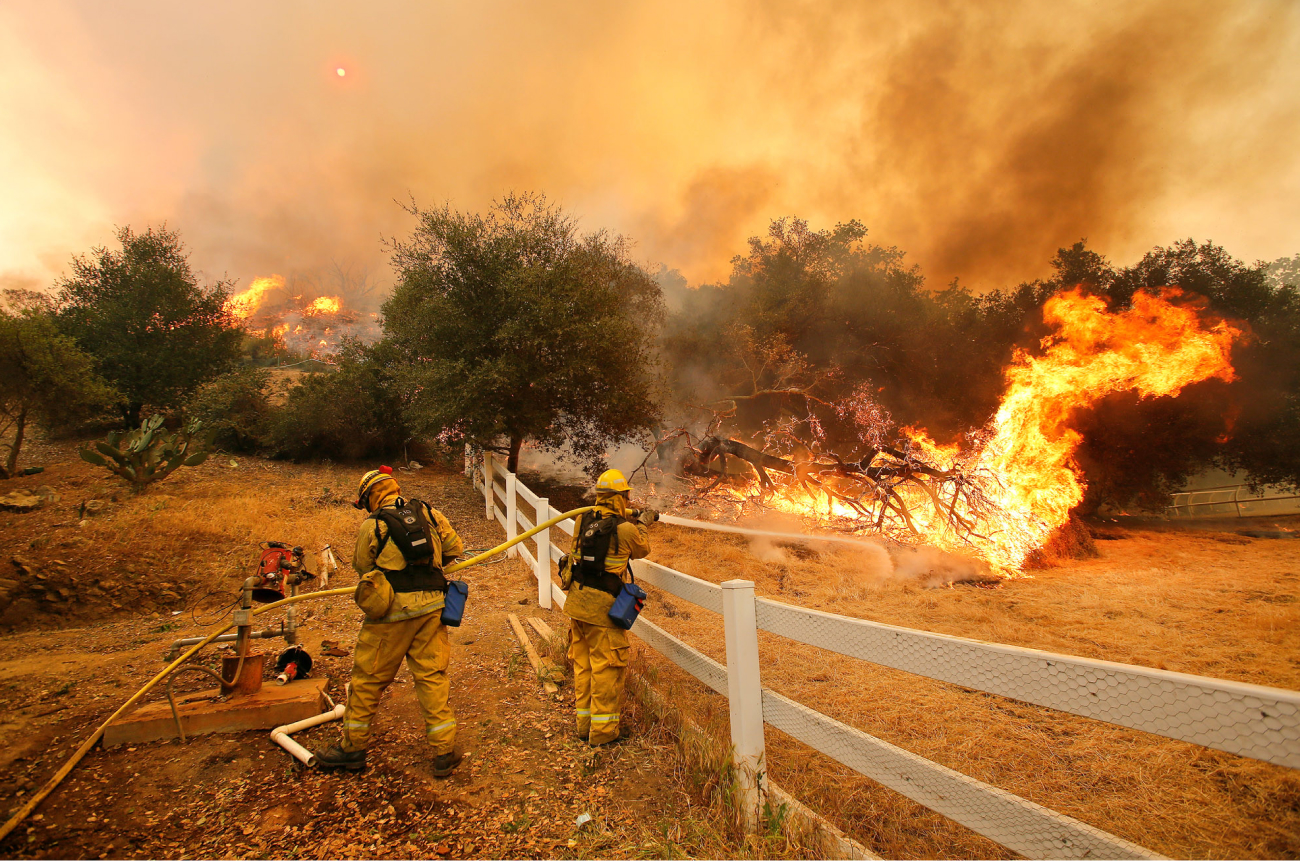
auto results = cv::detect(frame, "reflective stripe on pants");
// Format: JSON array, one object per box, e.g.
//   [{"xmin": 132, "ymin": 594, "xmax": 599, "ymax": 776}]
[
  {"xmin": 568, "ymin": 619, "xmax": 629, "ymax": 745},
  {"xmin": 342, "ymin": 610, "xmax": 457, "ymax": 755}
]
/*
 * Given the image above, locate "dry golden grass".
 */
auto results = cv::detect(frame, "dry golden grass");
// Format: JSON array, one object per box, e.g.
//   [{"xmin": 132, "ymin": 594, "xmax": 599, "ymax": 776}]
[
  {"xmin": 0, "ymin": 448, "xmax": 466, "ymax": 630},
  {"xmin": 628, "ymin": 521, "xmax": 1300, "ymax": 859},
  {"xmin": 71, "ymin": 460, "xmax": 364, "ymax": 592}
]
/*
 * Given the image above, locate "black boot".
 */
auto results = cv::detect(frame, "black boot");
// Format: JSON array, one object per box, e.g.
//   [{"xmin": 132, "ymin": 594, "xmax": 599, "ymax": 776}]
[
  {"xmin": 315, "ymin": 743, "xmax": 366, "ymax": 772},
  {"xmin": 590, "ymin": 726, "xmax": 631, "ymax": 748},
  {"xmin": 432, "ymin": 750, "xmax": 463, "ymax": 778}
]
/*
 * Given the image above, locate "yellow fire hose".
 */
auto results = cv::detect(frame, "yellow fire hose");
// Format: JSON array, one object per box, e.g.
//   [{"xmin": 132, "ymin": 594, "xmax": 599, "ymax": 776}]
[{"xmin": 0, "ymin": 506, "xmax": 593, "ymax": 844}]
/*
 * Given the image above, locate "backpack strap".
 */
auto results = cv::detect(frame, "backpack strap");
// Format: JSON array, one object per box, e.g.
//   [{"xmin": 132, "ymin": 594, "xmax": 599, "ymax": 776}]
[
  {"xmin": 369, "ymin": 499, "xmax": 448, "ymax": 593},
  {"xmin": 573, "ymin": 511, "xmax": 627, "ymax": 597}
]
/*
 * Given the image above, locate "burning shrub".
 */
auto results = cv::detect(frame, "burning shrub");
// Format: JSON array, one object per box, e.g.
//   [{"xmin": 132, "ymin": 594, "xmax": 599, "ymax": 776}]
[
  {"xmin": 662, "ymin": 222, "xmax": 1300, "ymax": 560},
  {"xmin": 184, "ymin": 365, "xmax": 274, "ymax": 453},
  {"xmin": 265, "ymin": 339, "xmax": 410, "ymax": 461},
  {"xmin": 224, "ymin": 270, "xmax": 382, "ymax": 361}
]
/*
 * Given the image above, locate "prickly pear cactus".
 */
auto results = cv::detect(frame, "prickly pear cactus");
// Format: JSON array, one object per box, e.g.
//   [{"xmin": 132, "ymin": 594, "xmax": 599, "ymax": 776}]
[{"xmin": 79, "ymin": 416, "xmax": 212, "ymax": 492}]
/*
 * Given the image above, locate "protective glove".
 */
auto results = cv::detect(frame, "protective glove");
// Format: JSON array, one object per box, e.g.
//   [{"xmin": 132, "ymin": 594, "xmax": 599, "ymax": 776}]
[{"xmin": 638, "ymin": 507, "xmax": 660, "ymax": 525}]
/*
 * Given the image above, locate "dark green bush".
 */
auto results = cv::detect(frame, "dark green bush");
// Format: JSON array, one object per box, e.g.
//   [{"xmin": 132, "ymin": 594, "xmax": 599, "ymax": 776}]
[
  {"xmin": 242, "ymin": 331, "xmax": 302, "ymax": 367},
  {"xmin": 185, "ymin": 365, "xmax": 274, "ymax": 453},
  {"xmin": 266, "ymin": 340, "xmax": 410, "ymax": 460}
]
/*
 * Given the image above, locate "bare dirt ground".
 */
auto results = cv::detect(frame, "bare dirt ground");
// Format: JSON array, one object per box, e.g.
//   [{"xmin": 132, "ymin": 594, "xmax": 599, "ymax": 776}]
[
  {"xmin": 0, "ymin": 448, "xmax": 794, "ymax": 860},
  {"xmin": 623, "ymin": 513, "xmax": 1300, "ymax": 859},
  {"xmin": 4, "ymin": 445, "xmax": 1298, "ymax": 859}
]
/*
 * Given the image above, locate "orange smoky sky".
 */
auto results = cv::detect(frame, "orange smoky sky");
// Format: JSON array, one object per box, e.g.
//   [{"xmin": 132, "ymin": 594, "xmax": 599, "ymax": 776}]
[{"xmin": 1, "ymin": 1, "xmax": 1297, "ymax": 299}]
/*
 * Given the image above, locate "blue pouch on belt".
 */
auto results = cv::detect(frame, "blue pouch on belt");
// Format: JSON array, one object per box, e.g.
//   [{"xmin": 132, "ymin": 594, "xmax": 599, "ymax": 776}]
[
  {"xmin": 608, "ymin": 581, "xmax": 647, "ymax": 630},
  {"xmin": 441, "ymin": 580, "xmax": 469, "ymax": 627}
]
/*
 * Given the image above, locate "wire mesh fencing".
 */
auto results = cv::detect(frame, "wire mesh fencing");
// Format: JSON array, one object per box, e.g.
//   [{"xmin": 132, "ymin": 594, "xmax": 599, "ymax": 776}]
[{"xmin": 478, "ymin": 453, "xmax": 1299, "ymax": 858}]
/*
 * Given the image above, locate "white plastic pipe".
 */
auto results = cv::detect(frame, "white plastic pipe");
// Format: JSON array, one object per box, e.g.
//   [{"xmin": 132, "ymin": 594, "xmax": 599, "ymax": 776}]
[{"xmin": 270, "ymin": 702, "xmax": 346, "ymax": 767}]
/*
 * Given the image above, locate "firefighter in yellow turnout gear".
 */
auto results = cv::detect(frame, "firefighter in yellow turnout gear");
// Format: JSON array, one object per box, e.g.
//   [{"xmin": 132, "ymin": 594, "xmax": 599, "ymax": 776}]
[
  {"xmin": 564, "ymin": 469, "xmax": 652, "ymax": 746},
  {"xmin": 315, "ymin": 468, "xmax": 466, "ymax": 777}
]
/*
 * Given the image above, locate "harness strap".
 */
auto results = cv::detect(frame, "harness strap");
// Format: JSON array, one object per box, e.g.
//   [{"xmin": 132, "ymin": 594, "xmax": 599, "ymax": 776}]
[
  {"xmin": 371, "ymin": 498, "xmax": 447, "ymax": 593},
  {"xmin": 381, "ymin": 564, "xmax": 449, "ymax": 593},
  {"xmin": 573, "ymin": 510, "xmax": 632, "ymax": 596},
  {"xmin": 573, "ymin": 566, "xmax": 625, "ymax": 597}
]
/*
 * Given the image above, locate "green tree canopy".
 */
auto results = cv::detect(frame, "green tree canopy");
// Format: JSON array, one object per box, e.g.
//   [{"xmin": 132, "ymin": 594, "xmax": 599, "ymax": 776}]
[
  {"xmin": 383, "ymin": 193, "xmax": 665, "ymax": 472},
  {"xmin": 0, "ymin": 307, "xmax": 117, "ymax": 477},
  {"xmin": 56, "ymin": 225, "xmax": 242, "ymax": 427},
  {"xmin": 662, "ymin": 217, "xmax": 1024, "ymax": 450},
  {"xmin": 662, "ymin": 223, "xmax": 1300, "ymax": 513},
  {"xmin": 267, "ymin": 339, "xmax": 411, "ymax": 461}
]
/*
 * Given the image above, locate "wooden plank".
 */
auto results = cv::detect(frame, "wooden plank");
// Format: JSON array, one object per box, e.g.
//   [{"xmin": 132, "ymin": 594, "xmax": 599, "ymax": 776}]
[
  {"xmin": 526, "ymin": 617, "xmax": 554, "ymax": 641},
  {"xmin": 507, "ymin": 613, "xmax": 559, "ymax": 694},
  {"xmin": 103, "ymin": 678, "xmax": 329, "ymax": 748}
]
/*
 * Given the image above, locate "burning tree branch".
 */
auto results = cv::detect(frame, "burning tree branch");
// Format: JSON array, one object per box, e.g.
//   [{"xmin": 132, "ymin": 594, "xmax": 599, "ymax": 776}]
[
  {"xmin": 677, "ymin": 432, "xmax": 995, "ymax": 543},
  {"xmin": 647, "ymin": 289, "xmax": 1242, "ymax": 574}
]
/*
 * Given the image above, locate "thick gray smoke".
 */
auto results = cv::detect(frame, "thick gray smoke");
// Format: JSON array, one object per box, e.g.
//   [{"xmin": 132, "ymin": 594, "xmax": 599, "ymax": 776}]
[{"xmin": 1, "ymin": 1, "xmax": 1297, "ymax": 295}]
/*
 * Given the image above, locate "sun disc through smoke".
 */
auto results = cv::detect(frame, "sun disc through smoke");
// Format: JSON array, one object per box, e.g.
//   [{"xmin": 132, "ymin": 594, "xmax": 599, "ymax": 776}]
[{"xmin": 336, "ymin": 67, "xmax": 346, "ymax": 77}]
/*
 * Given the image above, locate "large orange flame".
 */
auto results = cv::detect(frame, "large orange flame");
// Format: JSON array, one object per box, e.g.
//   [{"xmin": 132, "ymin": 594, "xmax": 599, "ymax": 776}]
[
  {"xmin": 714, "ymin": 289, "xmax": 1242, "ymax": 572},
  {"xmin": 970, "ymin": 288, "xmax": 1240, "ymax": 568},
  {"xmin": 225, "ymin": 274, "xmax": 283, "ymax": 320}
]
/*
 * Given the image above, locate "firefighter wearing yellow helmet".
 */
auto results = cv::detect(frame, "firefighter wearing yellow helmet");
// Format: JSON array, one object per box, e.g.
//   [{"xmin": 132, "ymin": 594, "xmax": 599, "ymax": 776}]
[
  {"xmin": 563, "ymin": 468, "xmax": 655, "ymax": 745},
  {"xmin": 314, "ymin": 467, "xmax": 466, "ymax": 777}
]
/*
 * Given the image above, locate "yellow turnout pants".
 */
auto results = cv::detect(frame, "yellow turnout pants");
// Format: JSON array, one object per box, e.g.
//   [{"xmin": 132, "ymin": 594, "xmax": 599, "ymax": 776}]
[
  {"xmin": 568, "ymin": 620, "xmax": 629, "ymax": 745},
  {"xmin": 341, "ymin": 610, "xmax": 456, "ymax": 755}
]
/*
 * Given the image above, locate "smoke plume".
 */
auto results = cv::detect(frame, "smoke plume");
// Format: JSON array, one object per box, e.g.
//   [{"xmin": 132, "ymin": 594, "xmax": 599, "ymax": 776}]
[{"xmin": 1, "ymin": 1, "xmax": 1297, "ymax": 295}]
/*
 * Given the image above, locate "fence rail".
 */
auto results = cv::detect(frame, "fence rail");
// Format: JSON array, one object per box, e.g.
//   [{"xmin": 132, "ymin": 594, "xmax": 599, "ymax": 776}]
[
  {"xmin": 635, "ymin": 560, "xmax": 725, "ymax": 614},
  {"xmin": 754, "ymin": 597, "xmax": 1300, "ymax": 768},
  {"xmin": 1166, "ymin": 483, "xmax": 1300, "ymax": 518},
  {"xmin": 760, "ymin": 690, "xmax": 1159, "ymax": 860},
  {"xmin": 475, "ymin": 451, "xmax": 1300, "ymax": 859}
]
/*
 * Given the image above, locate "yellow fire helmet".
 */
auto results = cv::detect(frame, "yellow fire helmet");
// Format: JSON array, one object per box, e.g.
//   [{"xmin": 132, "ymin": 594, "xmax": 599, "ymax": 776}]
[
  {"xmin": 595, "ymin": 468, "xmax": 631, "ymax": 494},
  {"xmin": 355, "ymin": 466, "xmax": 397, "ymax": 510}
]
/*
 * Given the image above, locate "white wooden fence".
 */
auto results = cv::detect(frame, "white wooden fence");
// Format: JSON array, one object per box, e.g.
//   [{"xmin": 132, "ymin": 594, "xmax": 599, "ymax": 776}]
[
  {"xmin": 1166, "ymin": 482, "xmax": 1300, "ymax": 518},
  {"xmin": 475, "ymin": 452, "xmax": 1300, "ymax": 860}
]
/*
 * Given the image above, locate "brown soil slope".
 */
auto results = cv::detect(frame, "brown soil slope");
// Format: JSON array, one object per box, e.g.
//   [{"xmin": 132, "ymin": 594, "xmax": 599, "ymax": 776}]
[{"xmin": 0, "ymin": 453, "xmax": 795, "ymax": 860}]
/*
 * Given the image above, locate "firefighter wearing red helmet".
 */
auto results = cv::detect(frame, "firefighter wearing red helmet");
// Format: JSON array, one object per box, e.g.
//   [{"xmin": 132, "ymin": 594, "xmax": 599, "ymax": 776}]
[
  {"xmin": 563, "ymin": 468, "xmax": 654, "ymax": 745},
  {"xmin": 314, "ymin": 467, "xmax": 466, "ymax": 777}
]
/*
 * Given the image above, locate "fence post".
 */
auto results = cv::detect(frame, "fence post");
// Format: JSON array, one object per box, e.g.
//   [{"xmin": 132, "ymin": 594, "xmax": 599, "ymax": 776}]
[
  {"xmin": 721, "ymin": 579, "xmax": 766, "ymax": 833},
  {"xmin": 483, "ymin": 451, "xmax": 494, "ymax": 521},
  {"xmin": 536, "ymin": 498, "xmax": 551, "ymax": 609},
  {"xmin": 505, "ymin": 472, "xmax": 518, "ymax": 557}
]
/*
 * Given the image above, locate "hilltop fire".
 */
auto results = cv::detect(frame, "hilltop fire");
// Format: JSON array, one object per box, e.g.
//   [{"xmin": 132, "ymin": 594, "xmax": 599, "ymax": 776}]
[
  {"xmin": 670, "ymin": 289, "xmax": 1242, "ymax": 573},
  {"xmin": 226, "ymin": 275, "xmax": 283, "ymax": 321},
  {"xmin": 305, "ymin": 296, "xmax": 342, "ymax": 315},
  {"xmin": 224, "ymin": 276, "xmax": 378, "ymax": 359}
]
